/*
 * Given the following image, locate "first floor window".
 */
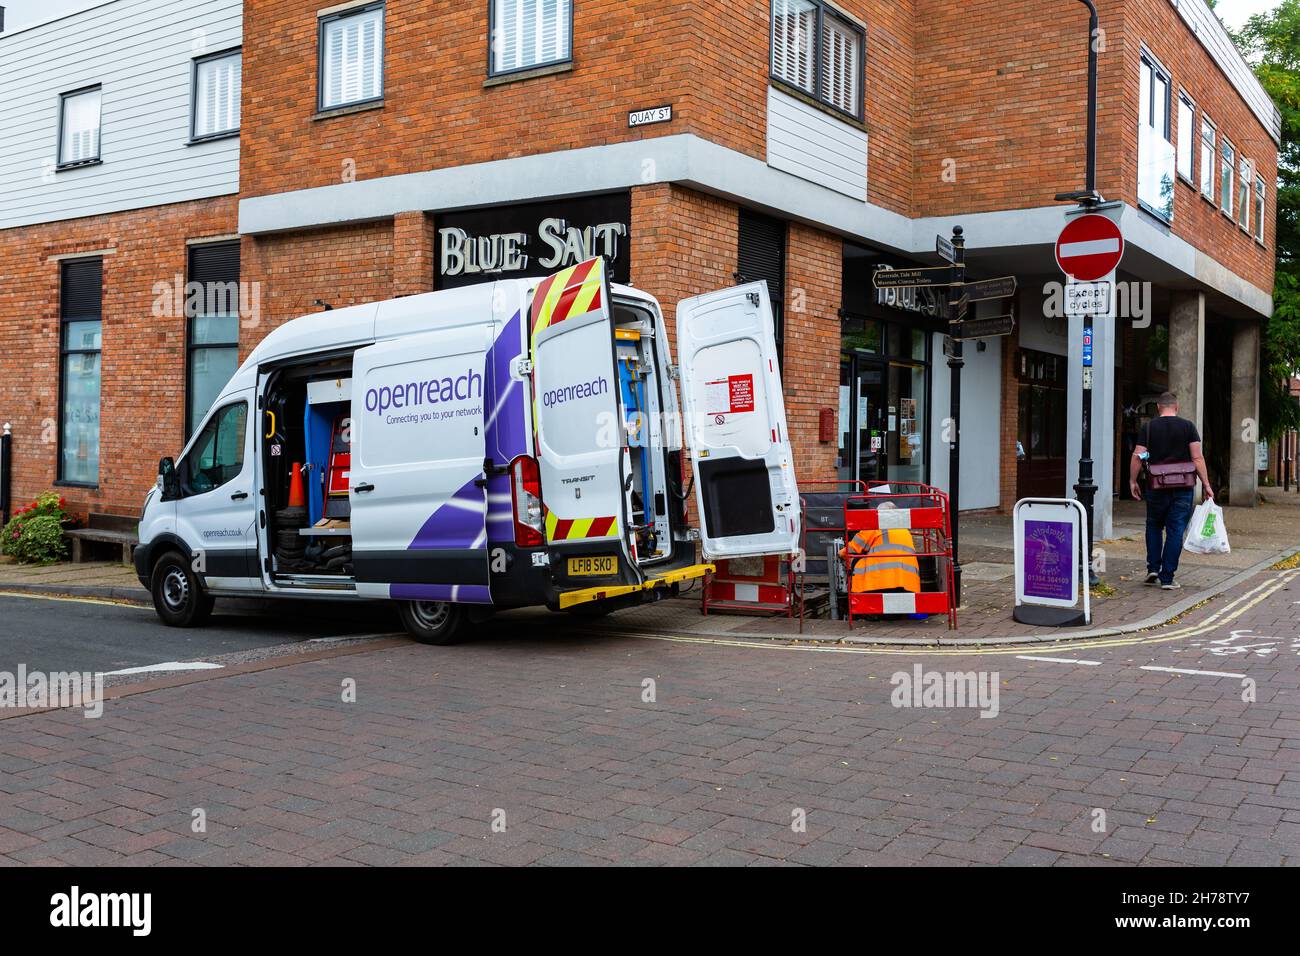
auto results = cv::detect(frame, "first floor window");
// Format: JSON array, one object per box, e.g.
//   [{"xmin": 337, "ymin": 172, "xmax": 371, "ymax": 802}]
[
  {"xmin": 319, "ymin": 2, "xmax": 384, "ymax": 110},
  {"xmin": 58, "ymin": 258, "xmax": 103, "ymax": 485},
  {"xmin": 1220, "ymin": 139, "xmax": 1235, "ymax": 215},
  {"xmin": 193, "ymin": 49, "xmax": 241, "ymax": 139},
  {"xmin": 1200, "ymin": 117, "xmax": 1216, "ymax": 198},
  {"xmin": 58, "ymin": 86, "xmax": 101, "ymax": 166},
  {"xmin": 1176, "ymin": 92, "xmax": 1194, "ymax": 181},
  {"xmin": 491, "ymin": 0, "xmax": 572, "ymax": 75},
  {"xmin": 771, "ymin": 0, "xmax": 864, "ymax": 119},
  {"xmin": 1238, "ymin": 158, "xmax": 1251, "ymax": 230},
  {"xmin": 187, "ymin": 241, "xmax": 241, "ymax": 437},
  {"xmin": 1137, "ymin": 50, "xmax": 1173, "ymax": 220},
  {"xmin": 1255, "ymin": 174, "xmax": 1267, "ymax": 244}
]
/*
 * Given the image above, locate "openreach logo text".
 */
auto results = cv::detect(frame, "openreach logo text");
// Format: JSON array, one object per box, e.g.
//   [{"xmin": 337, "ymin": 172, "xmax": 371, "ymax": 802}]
[
  {"xmin": 50, "ymin": 886, "xmax": 151, "ymax": 936},
  {"xmin": 890, "ymin": 664, "xmax": 1000, "ymax": 718},
  {"xmin": 0, "ymin": 665, "xmax": 103, "ymax": 718}
]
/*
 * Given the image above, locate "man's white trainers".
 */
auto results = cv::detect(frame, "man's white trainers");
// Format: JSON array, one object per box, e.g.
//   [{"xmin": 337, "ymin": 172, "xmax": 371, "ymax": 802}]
[
  {"xmin": 1161, "ymin": 581, "xmax": 1182, "ymax": 590},
  {"xmin": 1144, "ymin": 572, "xmax": 1160, "ymax": 585}
]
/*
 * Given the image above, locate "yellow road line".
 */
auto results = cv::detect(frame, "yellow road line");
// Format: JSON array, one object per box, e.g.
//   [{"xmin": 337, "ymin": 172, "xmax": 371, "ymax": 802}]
[
  {"xmin": 624, "ymin": 571, "xmax": 1297, "ymax": 658},
  {"xmin": 0, "ymin": 590, "xmax": 150, "ymax": 610}
]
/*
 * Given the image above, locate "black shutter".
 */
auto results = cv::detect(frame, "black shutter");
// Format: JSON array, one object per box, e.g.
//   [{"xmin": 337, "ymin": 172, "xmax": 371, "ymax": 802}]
[
  {"xmin": 737, "ymin": 209, "xmax": 786, "ymax": 355},
  {"xmin": 188, "ymin": 240, "xmax": 241, "ymax": 289},
  {"xmin": 60, "ymin": 258, "xmax": 102, "ymax": 320}
]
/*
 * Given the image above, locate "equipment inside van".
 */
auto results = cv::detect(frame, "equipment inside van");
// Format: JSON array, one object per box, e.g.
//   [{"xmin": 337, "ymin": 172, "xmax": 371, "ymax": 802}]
[{"xmin": 137, "ymin": 258, "xmax": 799, "ymax": 643}]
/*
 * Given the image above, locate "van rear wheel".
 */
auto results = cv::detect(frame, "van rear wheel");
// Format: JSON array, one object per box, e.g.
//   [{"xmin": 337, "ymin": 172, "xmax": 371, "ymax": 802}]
[
  {"xmin": 150, "ymin": 550, "xmax": 214, "ymax": 627},
  {"xmin": 398, "ymin": 600, "xmax": 467, "ymax": 645}
]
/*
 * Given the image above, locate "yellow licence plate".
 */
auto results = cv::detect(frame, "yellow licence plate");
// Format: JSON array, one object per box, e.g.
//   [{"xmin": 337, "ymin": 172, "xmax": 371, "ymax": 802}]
[{"xmin": 567, "ymin": 556, "xmax": 617, "ymax": 577}]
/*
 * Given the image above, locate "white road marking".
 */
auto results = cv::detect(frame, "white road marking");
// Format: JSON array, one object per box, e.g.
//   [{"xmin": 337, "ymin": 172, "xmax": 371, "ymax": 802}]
[
  {"xmin": 103, "ymin": 662, "xmax": 223, "ymax": 676},
  {"xmin": 1140, "ymin": 665, "xmax": 1246, "ymax": 680},
  {"xmin": 1016, "ymin": 655, "xmax": 1102, "ymax": 666}
]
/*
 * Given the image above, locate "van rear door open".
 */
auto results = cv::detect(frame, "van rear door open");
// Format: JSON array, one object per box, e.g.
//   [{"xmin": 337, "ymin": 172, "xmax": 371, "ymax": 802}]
[
  {"xmin": 530, "ymin": 257, "xmax": 638, "ymax": 586},
  {"xmin": 349, "ymin": 326, "xmax": 493, "ymax": 603},
  {"xmin": 676, "ymin": 282, "xmax": 800, "ymax": 559}
]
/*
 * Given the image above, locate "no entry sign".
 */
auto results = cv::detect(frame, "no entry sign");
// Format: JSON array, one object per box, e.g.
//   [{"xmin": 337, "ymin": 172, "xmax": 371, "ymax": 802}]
[{"xmin": 1055, "ymin": 214, "xmax": 1124, "ymax": 281}]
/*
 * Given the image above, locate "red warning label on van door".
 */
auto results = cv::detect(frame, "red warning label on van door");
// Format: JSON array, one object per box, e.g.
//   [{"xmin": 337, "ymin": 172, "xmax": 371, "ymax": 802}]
[{"xmin": 706, "ymin": 374, "xmax": 755, "ymax": 415}]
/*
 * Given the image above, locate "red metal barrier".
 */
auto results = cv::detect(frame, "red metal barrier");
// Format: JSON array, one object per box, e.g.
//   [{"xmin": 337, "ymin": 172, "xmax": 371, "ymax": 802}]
[{"xmin": 842, "ymin": 485, "xmax": 957, "ymax": 630}]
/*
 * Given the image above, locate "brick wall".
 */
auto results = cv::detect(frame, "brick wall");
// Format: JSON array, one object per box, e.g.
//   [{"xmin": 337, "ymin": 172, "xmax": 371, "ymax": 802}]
[
  {"xmin": 0, "ymin": 197, "xmax": 237, "ymax": 519},
  {"xmin": 913, "ymin": 0, "xmax": 1275, "ymax": 292},
  {"xmin": 240, "ymin": 0, "xmax": 916, "ymax": 216},
  {"xmin": 783, "ymin": 224, "xmax": 843, "ymax": 482},
  {"xmin": 238, "ymin": 219, "xmax": 396, "ymax": 352}
]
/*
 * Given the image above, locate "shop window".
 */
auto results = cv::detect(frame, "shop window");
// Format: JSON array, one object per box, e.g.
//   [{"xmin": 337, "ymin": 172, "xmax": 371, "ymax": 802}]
[
  {"xmin": 1255, "ymin": 173, "xmax": 1267, "ymax": 245},
  {"xmin": 58, "ymin": 258, "xmax": 103, "ymax": 486},
  {"xmin": 1237, "ymin": 158, "xmax": 1251, "ymax": 232},
  {"xmin": 182, "ymin": 401, "xmax": 248, "ymax": 497},
  {"xmin": 1220, "ymin": 138, "xmax": 1235, "ymax": 216},
  {"xmin": 737, "ymin": 208, "xmax": 787, "ymax": 360},
  {"xmin": 1176, "ymin": 91, "xmax": 1194, "ymax": 183},
  {"xmin": 1136, "ymin": 50, "xmax": 1173, "ymax": 221},
  {"xmin": 57, "ymin": 86, "xmax": 102, "ymax": 168},
  {"xmin": 490, "ymin": 0, "xmax": 572, "ymax": 76},
  {"xmin": 192, "ymin": 48, "xmax": 241, "ymax": 141},
  {"xmin": 1199, "ymin": 116, "xmax": 1216, "ymax": 199},
  {"xmin": 771, "ymin": 0, "xmax": 864, "ymax": 119},
  {"xmin": 187, "ymin": 241, "xmax": 242, "ymax": 437},
  {"xmin": 319, "ymin": 2, "xmax": 384, "ymax": 111}
]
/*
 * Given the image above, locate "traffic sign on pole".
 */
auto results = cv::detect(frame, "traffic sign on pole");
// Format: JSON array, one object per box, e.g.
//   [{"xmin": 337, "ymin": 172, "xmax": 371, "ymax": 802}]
[
  {"xmin": 1055, "ymin": 214, "xmax": 1124, "ymax": 281},
  {"xmin": 936, "ymin": 234, "xmax": 956, "ymax": 264},
  {"xmin": 872, "ymin": 265, "xmax": 953, "ymax": 289},
  {"xmin": 963, "ymin": 276, "xmax": 1017, "ymax": 302},
  {"xmin": 953, "ymin": 315, "xmax": 1015, "ymax": 340}
]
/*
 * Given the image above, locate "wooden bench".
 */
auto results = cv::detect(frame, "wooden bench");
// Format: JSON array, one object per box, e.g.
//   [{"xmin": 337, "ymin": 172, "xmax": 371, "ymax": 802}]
[{"xmin": 66, "ymin": 512, "xmax": 139, "ymax": 565}]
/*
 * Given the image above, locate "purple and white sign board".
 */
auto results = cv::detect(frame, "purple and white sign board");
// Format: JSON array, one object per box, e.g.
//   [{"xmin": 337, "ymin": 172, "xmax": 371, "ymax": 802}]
[{"xmin": 1013, "ymin": 498, "xmax": 1089, "ymax": 621}]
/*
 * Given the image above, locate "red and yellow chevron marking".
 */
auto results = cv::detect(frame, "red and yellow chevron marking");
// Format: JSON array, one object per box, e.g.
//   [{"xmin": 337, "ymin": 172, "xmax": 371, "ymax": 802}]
[
  {"xmin": 529, "ymin": 257, "xmax": 606, "ymax": 343},
  {"xmin": 546, "ymin": 511, "xmax": 619, "ymax": 542}
]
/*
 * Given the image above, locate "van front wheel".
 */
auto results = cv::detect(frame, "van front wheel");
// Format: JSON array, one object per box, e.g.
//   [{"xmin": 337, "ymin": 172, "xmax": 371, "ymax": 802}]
[
  {"xmin": 398, "ymin": 600, "xmax": 467, "ymax": 645},
  {"xmin": 150, "ymin": 550, "xmax": 214, "ymax": 627}
]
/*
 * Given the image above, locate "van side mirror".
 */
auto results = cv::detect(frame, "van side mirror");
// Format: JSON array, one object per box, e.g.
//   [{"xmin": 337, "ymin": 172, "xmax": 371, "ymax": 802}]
[{"xmin": 158, "ymin": 457, "xmax": 180, "ymax": 500}]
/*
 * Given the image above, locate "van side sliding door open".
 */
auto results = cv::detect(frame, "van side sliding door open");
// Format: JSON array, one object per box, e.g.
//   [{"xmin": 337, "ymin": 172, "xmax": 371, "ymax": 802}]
[
  {"xmin": 676, "ymin": 282, "xmax": 800, "ymax": 559},
  {"xmin": 350, "ymin": 326, "xmax": 493, "ymax": 603},
  {"xmin": 531, "ymin": 257, "xmax": 638, "ymax": 587}
]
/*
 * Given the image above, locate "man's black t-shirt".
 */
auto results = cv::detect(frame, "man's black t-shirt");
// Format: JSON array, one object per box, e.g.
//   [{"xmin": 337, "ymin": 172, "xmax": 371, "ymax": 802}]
[{"xmin": 1138, "ymin": 415, "xmax": 1200, "ymax": 464}]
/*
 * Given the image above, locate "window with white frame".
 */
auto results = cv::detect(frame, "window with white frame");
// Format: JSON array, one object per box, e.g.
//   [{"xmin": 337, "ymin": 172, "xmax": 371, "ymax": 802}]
[
  {"xmin": 491, "ymin": 0, "xmax": 572, "ymax": 76},
  {"xmin": 1137, "ymin": 51, "xmax": 1174, "ymax": 220},
  {"xmin": 1238, "ymin": 157, "xmax": 1251, "ymax": 231},
  {"xmin": 58, "ymin": 86, "xmax": 102, "ymax": 167},
  {"xmin": 1200, "ymin": 116, "xmax": 1216, "ymax": 199},
  {"xmin": 1220, "ymin": 138, "xmax": 1234, "ymax": 215},
  {"xmin": 319, "ymin": 3, "xmax": 384, "ymax": 111},
  {"xmin": 1254, "ymin": 173, "xmax": 1266, "ymax": 244},
  {"xmin": 771, "ymin": 0, "xmax": 864, "ymax": 119},
  {"xmin": 1176, "ymin": 92, "xmax": 1194, "ymax": 182},
  {"xmin": 192, "ymin": 49, "xmax": 241, "ymax": 140}
]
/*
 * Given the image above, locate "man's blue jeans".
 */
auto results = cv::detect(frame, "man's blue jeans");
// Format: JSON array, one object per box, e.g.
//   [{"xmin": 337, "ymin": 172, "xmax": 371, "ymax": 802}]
[{"xmin": 1145, "ymin": 488, "xmax": 1194, "ymax": 585}]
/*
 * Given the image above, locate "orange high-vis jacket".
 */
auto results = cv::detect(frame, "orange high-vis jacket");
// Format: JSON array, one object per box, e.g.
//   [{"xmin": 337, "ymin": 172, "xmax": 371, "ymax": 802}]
[{"xmin": 841, "ymin": 529, "xmax": 921, "ymax": 593}]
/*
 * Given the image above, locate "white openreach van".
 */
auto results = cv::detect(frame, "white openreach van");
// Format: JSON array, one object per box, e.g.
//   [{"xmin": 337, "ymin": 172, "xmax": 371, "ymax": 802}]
[{"xmin": 136, "ymin": 258, "xmax": 799, "ymax": 643}]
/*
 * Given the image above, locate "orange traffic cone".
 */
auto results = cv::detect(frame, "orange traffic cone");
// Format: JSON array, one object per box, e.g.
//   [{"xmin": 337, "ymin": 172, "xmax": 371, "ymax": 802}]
[{"xmin": 288, "ymin": 461, "xmax": 306, "ymax": 508}]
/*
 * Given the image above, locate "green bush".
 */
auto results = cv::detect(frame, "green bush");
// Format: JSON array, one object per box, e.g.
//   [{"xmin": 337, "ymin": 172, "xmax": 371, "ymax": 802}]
[
  {"xmin": 9, "ymin": 515, "xmax": 68, "ymax": 564},
  {"xmin": 2, "ymin": 492, "xmax": 74, "ymax": 563}
]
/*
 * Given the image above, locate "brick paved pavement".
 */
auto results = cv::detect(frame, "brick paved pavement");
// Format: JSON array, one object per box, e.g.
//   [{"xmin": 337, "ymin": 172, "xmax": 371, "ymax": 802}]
[{"xmin": 0, "ymin": 565, "xmax": 1296, "ymax": 866}]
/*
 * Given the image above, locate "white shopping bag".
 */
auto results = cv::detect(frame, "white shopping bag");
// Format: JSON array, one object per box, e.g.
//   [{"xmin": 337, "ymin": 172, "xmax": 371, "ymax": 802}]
[{"xmin": 1184, "ymin": 500, "xmax": 1230, "ymax": 555}]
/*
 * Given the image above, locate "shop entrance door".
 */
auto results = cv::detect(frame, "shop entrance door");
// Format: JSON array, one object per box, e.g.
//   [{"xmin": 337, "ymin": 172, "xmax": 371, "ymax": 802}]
[{"xmin": 838, "ymin": 357, "xmax": 888, "ymax": 484}]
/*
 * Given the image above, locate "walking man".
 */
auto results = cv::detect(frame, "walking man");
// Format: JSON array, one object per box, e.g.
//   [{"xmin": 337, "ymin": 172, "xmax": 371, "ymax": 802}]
[{"xmin": 1129, "ymin": 392, "xmax": 1214, "ymax": 590}]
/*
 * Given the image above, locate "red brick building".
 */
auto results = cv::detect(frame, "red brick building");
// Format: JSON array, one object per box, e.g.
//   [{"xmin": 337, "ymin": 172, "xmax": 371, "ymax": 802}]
[{"xmin": 0, "ymin": 0, "xmax": 1280, "ymax": 536}]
